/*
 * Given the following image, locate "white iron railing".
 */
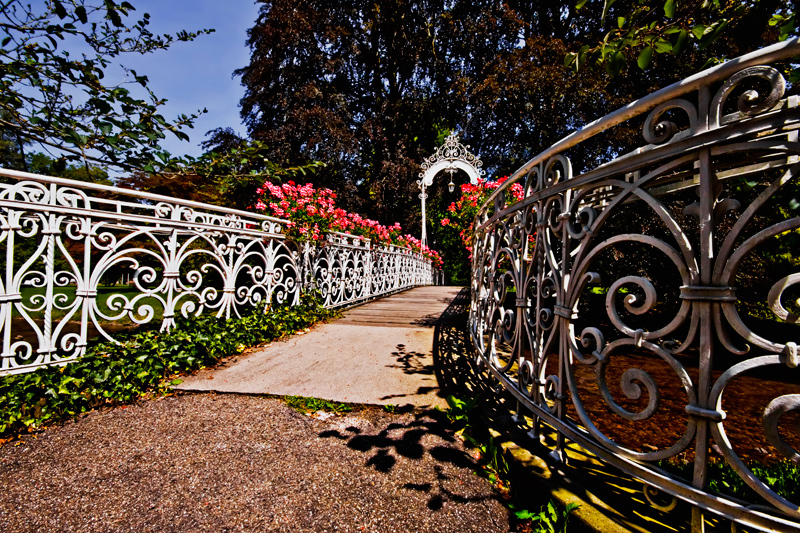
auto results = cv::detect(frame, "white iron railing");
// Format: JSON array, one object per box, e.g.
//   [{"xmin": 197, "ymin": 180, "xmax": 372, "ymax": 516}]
[
  {"xmin": 0, "ymin": 169, "xmax": 436, "ymax": 376},
  {"xmin": 470, "ymin": 38, "xmax": 800, "ymax": 532}
]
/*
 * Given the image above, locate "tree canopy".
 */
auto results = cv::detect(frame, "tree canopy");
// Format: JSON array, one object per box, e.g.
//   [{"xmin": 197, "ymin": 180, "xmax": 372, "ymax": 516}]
[
  {"xmin": 235, "ymin": 0, "xmax": 795, "ymax": 281},
  {"xmin": 568, "ymin": 0, "xmax": 797, "ymax": 75},
  {"xmin": 0, "ymin": 0, "xmax": 213, "ymax": 172}
]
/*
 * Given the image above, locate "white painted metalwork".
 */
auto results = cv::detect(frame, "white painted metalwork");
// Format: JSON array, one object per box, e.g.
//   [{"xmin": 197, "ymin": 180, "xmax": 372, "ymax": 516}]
[
  {"xmin": 470, "ymin": 38, "xmax": 800, "ymax": 532},
  {"xmin": 418, "ymin": 132, "xmax": 485, "ymax": 246},
  {"xmin": 0, "ymin": 169, "xmax": 436, "ymax": 376},
  {"xmin": 301, "ymin": 231, "xmax": 438, "ymax": 309}
]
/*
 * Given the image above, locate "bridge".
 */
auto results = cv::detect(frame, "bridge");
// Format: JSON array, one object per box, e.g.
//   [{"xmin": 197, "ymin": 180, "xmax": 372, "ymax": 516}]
[
  {"xmin": 176, "ymin": 285, "xmax": 462, "ymax": 408},
  {"xmin": 1, "ymin": 39, "xmax": 800, "ymax": 532}
]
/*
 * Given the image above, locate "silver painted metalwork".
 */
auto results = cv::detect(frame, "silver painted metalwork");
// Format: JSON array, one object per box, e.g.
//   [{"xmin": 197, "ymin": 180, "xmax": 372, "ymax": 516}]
[
  {"xmin": 0, "ymin": 169, "xmax": 436, "ymax": 376},
  {"xmin": 470, "ymin": 38, "xmax": 800, "ymax": 532},
  {"xmin": 418, "ymin": 132, "xmax": 485, "ymax": 247}
]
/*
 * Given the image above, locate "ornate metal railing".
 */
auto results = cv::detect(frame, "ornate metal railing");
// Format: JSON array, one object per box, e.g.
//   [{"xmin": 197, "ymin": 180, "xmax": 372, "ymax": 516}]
[
  {"xmin": 470, "ymin": 38, "xmax": 800, "ymax": 532},
  {"xmin": 0, "ymin": 169, "xmax": 436, "ymax": 376},
  {"xmin": 301, "ymin": 231, "xmax": 437, "ymax": 308}
]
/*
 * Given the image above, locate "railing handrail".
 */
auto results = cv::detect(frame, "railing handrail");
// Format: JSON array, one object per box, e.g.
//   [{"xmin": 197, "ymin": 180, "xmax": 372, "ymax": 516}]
[
  {"xmin": 0, "ymin": 167, "xmax": 287, "ymax": 225},
  {"xmin": 468, "ymin": 40, "xmax": 800, "ymax": 532},
  {"xmin": 0, "ymin": 170, "xmax": 439, "ymax": 375},
  {"xmin": 478, "ymin": 36, "xmax": 800, "ymax": 212}
]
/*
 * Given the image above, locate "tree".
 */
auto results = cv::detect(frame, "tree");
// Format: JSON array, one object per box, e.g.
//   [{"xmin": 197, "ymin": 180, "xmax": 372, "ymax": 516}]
[
  {"xmin": 237, "ymin": 0, "xmax": 449, "ymax": 221},
  {"xmin": 237, "ymin": 0, "xmax": 787, "ymax": 278},
  {"xmin": 566, "ymin": 0, "xmax": 797, "ymax": 76},
  {"xmin": 117, "ymin": 131, "xmax": 325, "ymax": 210},
  {"xmin": 237, "ymin": 1, "xmax": 666, "ymax": 223},
  {"xmin": 0, "ymin": 0, "xmax": 213, "ymax": 172},
  {"xmin": 27, "ymin": 151, "xmax": 111, "ymax": 184}
]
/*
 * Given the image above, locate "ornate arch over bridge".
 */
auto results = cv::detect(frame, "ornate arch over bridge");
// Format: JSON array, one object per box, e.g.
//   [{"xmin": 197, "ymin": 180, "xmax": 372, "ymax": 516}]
[{"xmin": 417, "ymin": 133, "xmax": 484, "ymax": 246}]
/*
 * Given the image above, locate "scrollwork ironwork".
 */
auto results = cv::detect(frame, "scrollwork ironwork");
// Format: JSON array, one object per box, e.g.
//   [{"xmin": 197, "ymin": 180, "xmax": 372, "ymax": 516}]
[
  {"xmin": 0, "ymin": 172, "xmax": 437, "ymax": 376},
  {"xmin": 470, "ymin": 40, "xmax": 800, "ymax": 532}
]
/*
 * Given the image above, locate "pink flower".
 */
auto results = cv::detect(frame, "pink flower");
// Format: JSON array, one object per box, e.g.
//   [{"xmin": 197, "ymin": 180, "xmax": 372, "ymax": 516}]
[{"xmin": 441, "ymin": 218, "xmax": 450, "ymax": 226}]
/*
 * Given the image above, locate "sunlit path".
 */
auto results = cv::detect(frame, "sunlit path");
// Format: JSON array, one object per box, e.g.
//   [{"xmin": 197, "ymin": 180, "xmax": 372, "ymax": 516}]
[{"xmin": 176, "ymin": 286, "xmax": 463, "ymax": 408}]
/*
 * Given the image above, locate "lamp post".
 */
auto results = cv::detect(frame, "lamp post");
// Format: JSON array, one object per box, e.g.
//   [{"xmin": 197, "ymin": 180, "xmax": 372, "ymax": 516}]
[{"xmin": 417, "ymin": 133, "xmax": 485, "ymax": 248}]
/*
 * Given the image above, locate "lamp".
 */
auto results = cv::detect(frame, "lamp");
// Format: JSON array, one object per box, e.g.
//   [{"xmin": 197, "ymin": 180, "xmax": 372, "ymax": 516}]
[{"xmin": 448, "ymin": 179, "xmax": 455, "ymax": 193}]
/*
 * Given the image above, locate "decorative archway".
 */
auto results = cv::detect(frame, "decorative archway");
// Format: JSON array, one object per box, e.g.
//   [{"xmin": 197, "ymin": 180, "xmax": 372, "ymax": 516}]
[{"xmin": 417, "ymin": 133, "xmax": 485, "ymax": 247}]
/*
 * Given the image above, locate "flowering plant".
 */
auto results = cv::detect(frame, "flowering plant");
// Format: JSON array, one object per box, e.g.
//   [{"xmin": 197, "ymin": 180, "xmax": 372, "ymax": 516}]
[
  {"xmin": 255, "ymin": 181, "xmax": 443, "ymax": 268},
  {"xmin": 440, "ymin": 177, "xmax": 525, "ymax": 256},
  {"xmin": 256, "ymin": 181, "xmax": 338, "ymax": 242}
]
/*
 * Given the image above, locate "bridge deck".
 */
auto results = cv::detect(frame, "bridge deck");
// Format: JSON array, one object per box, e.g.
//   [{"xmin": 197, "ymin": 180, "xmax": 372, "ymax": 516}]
[{"xmin": 175, "ymin": 286, "xmax": 464, "ymax": 408}]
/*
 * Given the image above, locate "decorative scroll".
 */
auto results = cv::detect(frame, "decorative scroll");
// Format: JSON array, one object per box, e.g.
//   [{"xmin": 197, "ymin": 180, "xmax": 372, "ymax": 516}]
[
  {"xmin": 470, "ymin": 43, "xmax": 800, "ymax": 533},
  {"xmin": 0, "ymin": 175, "xmax": 437, "ymax": 375},
  {"xmin": 418, "ymin": 132, "xmax": 485, "ymax": 188},
  {"xmin": 311, "ymin": 232, "xmax": 438, "ymax": 308}
]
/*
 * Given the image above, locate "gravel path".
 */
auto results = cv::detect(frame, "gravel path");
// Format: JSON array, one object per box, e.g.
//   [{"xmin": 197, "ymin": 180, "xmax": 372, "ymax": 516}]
[{"xmin": 0, "ymin": 393, "xmax": 510, "ymax": 532}]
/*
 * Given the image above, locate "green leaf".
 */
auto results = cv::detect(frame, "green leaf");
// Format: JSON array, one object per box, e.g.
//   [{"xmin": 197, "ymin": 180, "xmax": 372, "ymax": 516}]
[
  {"xmin": 52, "ymin": 0, "xmax": 68, "ymax": 19},
  {"xmin": 617, "ymin": 16, "xmax": 625, "ymax": 29},
  {"xmin": 654, "ymin": 38, "xmax": 672, "ymax": 53},
  {"xmin": 75, "ymin": 6, "xmax": 88, "ymax": 24},
  {"xmin": 673, "ymin": 29, "xmax": 689, "ymax": 54},
  {"xmin": 575, "ymin": 0, "xmax": 588, "ymax": 9},
  {"xmin": 664, "ymin": 0, "xmax": 676, "ymax": 19},
  {"xmin": 601, "ymin": 0, "xmax": 616, "ymax": 24},
  {"xmin": 699, "ymin": 19, "xmax": 728, "ymax": 49},
  {"xmin": 637, "ymin": 46, "xmax": 654, "ymax": 69},
  {"xmin": 692, "ymin": 25, "xmax": 708, "ymax": 40}
]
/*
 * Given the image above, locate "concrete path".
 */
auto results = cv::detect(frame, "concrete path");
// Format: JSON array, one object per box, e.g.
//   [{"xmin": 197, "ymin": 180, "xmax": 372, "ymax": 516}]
[{"xmin": 176, "ymin": 286, "xmax": 464, "ymax": 408}]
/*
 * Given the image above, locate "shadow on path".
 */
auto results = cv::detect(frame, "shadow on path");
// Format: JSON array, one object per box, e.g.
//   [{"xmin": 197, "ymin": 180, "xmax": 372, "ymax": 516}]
[{"xmin": 423, "ymin": 288, "xmax": 704, "ymax": 533}]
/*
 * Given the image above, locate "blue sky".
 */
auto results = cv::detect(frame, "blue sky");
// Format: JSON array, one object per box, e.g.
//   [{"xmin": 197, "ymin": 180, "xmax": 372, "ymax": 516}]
[{"xmin": 118, "ymin": 0, "xmax": 261, "ymax": 158}]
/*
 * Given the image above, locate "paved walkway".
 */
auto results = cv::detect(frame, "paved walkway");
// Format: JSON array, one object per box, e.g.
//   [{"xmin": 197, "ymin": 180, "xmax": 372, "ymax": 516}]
[{"xmin": 176, "ymin": 286, "xmax": 464, "ymax": 409}]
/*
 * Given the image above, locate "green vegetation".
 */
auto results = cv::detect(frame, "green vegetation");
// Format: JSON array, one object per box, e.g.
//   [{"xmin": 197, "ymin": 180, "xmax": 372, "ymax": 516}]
[
  {"xmin": 15, "ymin": 285, "xmax": 160, "ymax": 323},
  {"xmin": 442, "ymin": 395, "xmax": 580, "ymax": 532},
  {"xmin": 659, "ymin": 458, "xmax": 800, "ymax": 505},
  {"xmin": 511, "ymin": 501, "xmax": 581, "ymax": 533},
  {"xmin": 0, "ymin": 0, "xmax": 213, "ymax": 172},
  {"xmin": 0, "ymin": 293, "xmax": 338, "ymax": 440},
  {"xmin": 284, "ymin": 395, "xmax": 353, "ymax": 415},
  {"xmin": 568, "ymin": 0, "xmax": 797, "ymax": 76}
]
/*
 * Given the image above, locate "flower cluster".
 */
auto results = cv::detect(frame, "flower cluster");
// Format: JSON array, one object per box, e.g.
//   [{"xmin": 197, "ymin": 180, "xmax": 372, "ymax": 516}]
[
  {"xmin": 255, "ymin": 181, "xmax": 339, "ymax": 242},
  {"xmin": 397, "ymin": 234, "xmax": 443, "ymax": 268},
  {"xmin": 440, "ymin": 177, "xmax": 525, "ymax": 256},
  {"xmin": 255, "ymin": 181, "xmax": 442, "ymax": 267}
]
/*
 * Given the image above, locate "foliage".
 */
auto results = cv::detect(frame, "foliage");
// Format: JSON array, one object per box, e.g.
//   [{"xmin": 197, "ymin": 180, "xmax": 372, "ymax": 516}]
[
  {"xmin": 512, "ymin": 501, "xmax": 580, "ymax": 533},
  {"xmin": 444, "ymin": 394, "xmax": 482, "ymax": 435},
  {"xmin": 444, "ymin": 394, "xmax": 580, "ymax": 531},
  {"xmin": 658, "ymin": 458, "xmax": 800, "ymax": 504},
  {"xmin": 117, "ymin": 139, "xmax": 326, "ymax": 211},
  {"xmin": 444, "ymin": 394, "xmax": 509, "ymax": 483},
  {"xmin": 568, "ymin": 0, "xmax": 797, "ymax": 76},
  {"xmin": 27, "ymin": 152, "xmax": 111, "ymax": 184},
  {"xmin": 284, "ymin": 395, "xmax": 353, "ymax": 414},
  {"xmin": 0, "ymin": 292, "xmax": 338, "ymax": 439},
  {"xmin": 0, "ymin": 0, "xmax": 213, "ymax": 171},
  {"xmin": 237, "ymin": 0, "xmax": 638, "ymax": 231},
  {"xmin": 256, "ymin": 180, "xmax": 443, "ymax": 266},
  {"xmin": 440, "ymin": 177, "xmax": 525, "ymax": 256},
  {"xmin": 237, "ymin": 0, "xmax": 782, "ymax": 279}
]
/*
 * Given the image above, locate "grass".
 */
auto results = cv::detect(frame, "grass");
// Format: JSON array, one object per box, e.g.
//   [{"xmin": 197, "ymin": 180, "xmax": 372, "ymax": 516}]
[
  {"xmin": 16, "ymin": 284, "xmax": 163, "ymax": 324},
  {"xmin": 284, "ymin": 395, "xmax": 353, "ymax": 414}
]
